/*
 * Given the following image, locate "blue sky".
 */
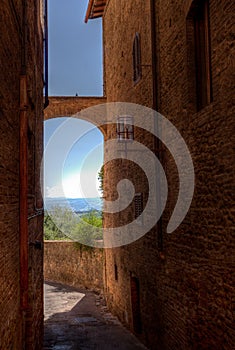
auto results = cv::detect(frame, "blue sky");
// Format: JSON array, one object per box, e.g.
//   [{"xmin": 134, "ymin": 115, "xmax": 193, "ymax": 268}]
[
  {"xmin": 44, "ymin": 0, "xmax": 104, "ymax": 199},
  {"xmin": 44, "ymin": 118, "xmax": 104, "ymax": 198},
  {"xmin": 48, "ymin": 0, "xmax": 103, "ymax": 96}
]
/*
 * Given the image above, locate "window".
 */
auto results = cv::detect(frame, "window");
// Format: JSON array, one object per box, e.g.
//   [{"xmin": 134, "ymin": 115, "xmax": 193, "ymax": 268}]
[
  {"xmin": 114, "ymin": 264, "xmax": 118, "ymax": 281},
  {"xmin": 117, "ymin": 115, "xmax": 134, "ymax": 141},
  {"xmin": 187, "ymin": 0, "xmax": 212, "ymax": 111},
  {"xmin": 132, "ymin": 33, "xmax": 141, "ymax": 83},
  {"xmin": 134, "ymin": 193, "xmax": 143, "ymax": 224}
]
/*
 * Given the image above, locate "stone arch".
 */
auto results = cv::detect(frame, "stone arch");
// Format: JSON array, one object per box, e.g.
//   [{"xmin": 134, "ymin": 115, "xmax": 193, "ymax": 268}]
[{"xmin": 44, "ymin": 96, "xmax": 107, "ymax": 137}]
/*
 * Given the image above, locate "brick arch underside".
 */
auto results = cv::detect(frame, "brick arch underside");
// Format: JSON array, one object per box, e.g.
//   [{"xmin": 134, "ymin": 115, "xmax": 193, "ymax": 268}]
[{"xmin": 44, "ymin": 96, "xmax": 107, "ymax": 136}]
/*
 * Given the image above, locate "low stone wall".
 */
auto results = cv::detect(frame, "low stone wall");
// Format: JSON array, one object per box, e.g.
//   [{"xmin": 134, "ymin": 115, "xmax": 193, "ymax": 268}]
[{"xmin": 44, "ymin": 241, "xmax": 104, "ymax": 293}]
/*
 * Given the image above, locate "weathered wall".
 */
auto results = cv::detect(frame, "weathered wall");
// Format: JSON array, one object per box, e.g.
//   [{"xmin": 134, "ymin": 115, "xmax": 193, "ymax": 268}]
[
  {"xmin": 102, "ymin": 1, "xmax": 159, "ymax": 347},
  {"xmin": 0, "ymin": 0, "xmax": 44, "ymax": 349},
  {"xmin": 101, "ymin": 0, "xmax": 235, "ymax": 349},
  {"xmin": 156, "ymin": 0, "xmax": 235, "ymax": 349},
  {"xmin": 103, "ymin": 0, "xmax": 153, "ymax": 106},
  {"xmin": 0, "ymin": 1, "xmax": 22, "ymax": 348},
  {"xmin": 44, "ymin": 241, "xmax": 104, "ymax": 293}
]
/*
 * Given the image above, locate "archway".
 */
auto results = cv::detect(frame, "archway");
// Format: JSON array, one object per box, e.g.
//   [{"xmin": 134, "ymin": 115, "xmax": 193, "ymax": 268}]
[
  {"xmin": 44, "ymin": 96, "xmax": 107, "ymax": 136},
  {"xmin": 43, "ymin": 100, "xmax": 108, "ymax": 348},
  {"xmin": 43, "ymin": 96, "xmax": 106, "ymax": 241}
]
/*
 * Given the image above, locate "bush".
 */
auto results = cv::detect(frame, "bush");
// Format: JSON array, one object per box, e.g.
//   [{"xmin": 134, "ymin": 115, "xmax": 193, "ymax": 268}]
[
  {"xmin": 44, "ymin": 206, "xmax": 76, "ymax": 240},
  {"xmin": 71, "ymin": 211, "xmax": 103, "ymax": 245},
  {"xmin": 44, "ymin": 206, "xmax": 103, "ymax": 245}
]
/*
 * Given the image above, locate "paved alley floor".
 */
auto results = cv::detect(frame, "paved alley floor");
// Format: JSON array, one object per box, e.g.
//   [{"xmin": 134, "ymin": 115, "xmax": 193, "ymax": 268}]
[{"xmin": 44, "ymin": 281, "xmax": 148, "ymax": 350}]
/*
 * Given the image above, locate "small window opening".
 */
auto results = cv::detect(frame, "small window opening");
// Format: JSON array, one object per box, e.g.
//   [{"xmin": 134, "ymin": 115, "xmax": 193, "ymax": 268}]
[
  {"xmin": 187, "ymin": 0, "xmax": 213, "ymax": 111},
  {"xmin": 132, "ymin": 33, "xmax": 142, "ymax": 83},
  {"xmin": 114, "ymin": 264, "xmax": 118, "ymax": 281}
]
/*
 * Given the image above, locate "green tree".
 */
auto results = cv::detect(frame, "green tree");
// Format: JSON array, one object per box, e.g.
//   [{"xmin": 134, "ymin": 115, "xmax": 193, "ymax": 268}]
[
  {"xmin": 44, "ymin": 206, "xmax": 103, "ymax": 245},
  {"xmin": 44, "ymin": 206, "xmax": 76, "ymax": 240},
  {"xmin": 71, "ymin": 211, "xmax": 103, "ymax": 245},
  {"xmin": 44, "ymin": 211, "xmax": 68, "ymax": 240}
]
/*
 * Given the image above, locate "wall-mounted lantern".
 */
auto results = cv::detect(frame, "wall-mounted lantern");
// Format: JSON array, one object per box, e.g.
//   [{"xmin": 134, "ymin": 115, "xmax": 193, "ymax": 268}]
[{"xmin": 117, "ymin": 115, "xmax": 134, "ymax": 141}]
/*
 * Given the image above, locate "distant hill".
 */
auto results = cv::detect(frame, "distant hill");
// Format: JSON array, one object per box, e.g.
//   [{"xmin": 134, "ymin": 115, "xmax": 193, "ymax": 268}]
[{"xmin": 44, "ymin": 197, "xmax": 102, "ymax": 214}]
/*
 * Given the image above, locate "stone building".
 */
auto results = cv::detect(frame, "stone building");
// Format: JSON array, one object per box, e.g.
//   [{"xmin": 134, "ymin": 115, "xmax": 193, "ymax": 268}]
[
  {"xmin": 0, "ymin": 0, "xmax": 44, "ymax": 348},
  {"xmin": 86, "ymin": 0, "xmax": 234, "ymax": 349}
]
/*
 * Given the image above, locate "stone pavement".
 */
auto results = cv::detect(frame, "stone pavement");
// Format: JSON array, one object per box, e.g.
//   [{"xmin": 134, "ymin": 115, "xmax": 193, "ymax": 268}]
[{"xmin": 44, "ymin": 281, "xmax": 148, "ymax": 350}]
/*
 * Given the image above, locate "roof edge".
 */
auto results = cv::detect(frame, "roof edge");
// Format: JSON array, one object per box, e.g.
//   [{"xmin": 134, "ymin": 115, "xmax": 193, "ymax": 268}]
[
  {"xmin": 85, "ymin": 0, "xmax": 94, "ymax": 23},
  {"xmin": 85, "ymin": 0, "xmax": 106, "ymax": 23}
]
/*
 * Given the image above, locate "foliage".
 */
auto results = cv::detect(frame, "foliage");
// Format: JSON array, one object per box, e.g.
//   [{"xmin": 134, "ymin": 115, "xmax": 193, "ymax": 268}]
[
  {"xmin": 71, "ymin": 210, "xmax": 103, "ymax": 246},
  {"xmin": 97, "ymin": 165, "xmax": 104, "ymax": 195},
  {"xmin": 44, "ymin": 206, "xmax": 103, "ymax": 246},
  {"xmin": 44, "ymin": 210, "xmax": 69, "ymax": 240},
  {"xmin": 44, "ymin": 206, "xmax": 77, "ymax": 240}
]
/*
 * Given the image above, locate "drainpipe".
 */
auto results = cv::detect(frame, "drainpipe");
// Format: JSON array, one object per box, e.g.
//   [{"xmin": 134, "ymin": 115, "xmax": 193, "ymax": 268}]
[
  {"xmin": 20, "ymin": 75, "xmax": 29, "ymax": 312},
  {"xmin": 44, "ymin": 0, "xmax": 49, "ymax": 109},
  {"xmin": 150, "ymin": 0, "xmax": 158, "ymax": 112},
  {"xmin": 150, "ymin": 0, "xmax": 163, "ymax": 250},
  {"xmin": 19, "ymin": 0, "xmax": 29, "ymax": 315}
]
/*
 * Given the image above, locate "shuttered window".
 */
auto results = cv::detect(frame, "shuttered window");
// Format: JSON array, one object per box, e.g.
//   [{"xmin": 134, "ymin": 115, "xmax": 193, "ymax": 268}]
[{"xmin": 134, "ymin": 193, "xmax": 143, "ymax": 224}]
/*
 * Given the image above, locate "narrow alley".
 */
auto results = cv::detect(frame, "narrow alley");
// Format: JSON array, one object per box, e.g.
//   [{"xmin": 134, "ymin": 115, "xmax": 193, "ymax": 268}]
[
  {"xmin": 1, "ymin": 1, "xmax": 234, "ymax": 349},
  {"xmin": 43, "ymin": 282, "xmax": 148, "ymax": 350}
]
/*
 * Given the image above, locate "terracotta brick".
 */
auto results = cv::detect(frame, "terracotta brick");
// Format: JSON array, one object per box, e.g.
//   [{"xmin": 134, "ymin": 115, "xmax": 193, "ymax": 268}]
[
  {"xmin": 0, "ymin": 1, "xmax": 44, "ymax": 348},
  {"xmin": 100, "ymin": 0, "xmax": 235, "ymax": 349}
]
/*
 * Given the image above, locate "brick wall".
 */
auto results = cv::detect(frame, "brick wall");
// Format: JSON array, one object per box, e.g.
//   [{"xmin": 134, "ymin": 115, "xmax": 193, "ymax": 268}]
[
  {"xmin": 44, "ymin": 241, "xmax": 104, "ymax": 293},
  {"xmin": 0, "ymin": 1, "xmax": 44, "ymax": 348},
  {"xmin": 102, "ymin": 1, "xmax": 160, "ymax": 347},
  {"xmin": 0, "ymin": 1, "xmax": 22, "ymax": 348},
  {"xmin": 103, "ymin": 0, "xmax": 153, "ymax": 107},
  {"xmin": 101, "ymin": 0, "xmax": 235, "ymax": 349},
  {"xmin": 156, "ymin": 0, "xmax": 234, "ymax": 348}
]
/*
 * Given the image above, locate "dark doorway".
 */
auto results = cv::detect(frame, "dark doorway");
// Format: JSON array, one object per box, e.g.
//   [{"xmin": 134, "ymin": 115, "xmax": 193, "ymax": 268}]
[{"xmin": 130, "ymin": 276, "xmax": 142, "ymax": 334}]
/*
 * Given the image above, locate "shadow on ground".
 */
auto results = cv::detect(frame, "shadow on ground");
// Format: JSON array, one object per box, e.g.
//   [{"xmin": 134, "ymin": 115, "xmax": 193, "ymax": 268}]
[{"xmin": 44, "ymin": 281, "xmax": 148, "ymax": 350}]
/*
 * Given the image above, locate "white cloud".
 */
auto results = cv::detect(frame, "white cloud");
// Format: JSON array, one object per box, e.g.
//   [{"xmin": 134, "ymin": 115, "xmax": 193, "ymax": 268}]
[
  {"xmin": 45, "ymin": 170, "xmax": 101, "ymax": 199},
  {"xmin": 45, "ymin": 184, "xmax": 65, "ymax": 198}
]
